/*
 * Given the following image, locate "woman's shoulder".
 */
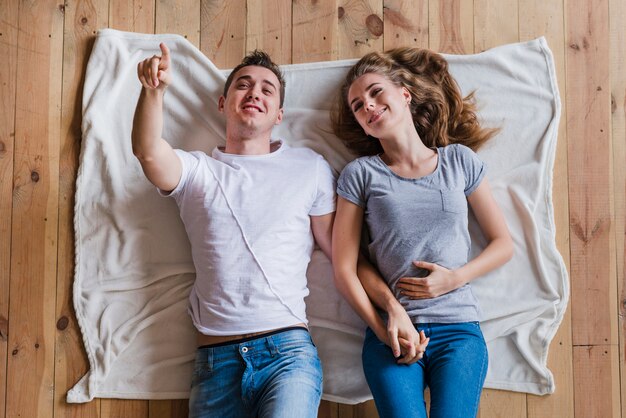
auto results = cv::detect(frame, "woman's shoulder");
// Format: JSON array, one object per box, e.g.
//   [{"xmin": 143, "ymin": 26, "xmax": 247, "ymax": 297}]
[{"xmin": 439, "ymin": 143, "xmax": 482, "ymax": 164}]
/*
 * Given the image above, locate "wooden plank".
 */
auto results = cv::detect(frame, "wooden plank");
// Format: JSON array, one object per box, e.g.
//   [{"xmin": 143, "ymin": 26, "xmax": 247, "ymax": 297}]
[
  {"xmin": 200, "ymin": 0, "xmax": 246, "ymax": 68},
  {"xmin": 318, "ymin": 400, "xmax": 339, "ymax": 418},
  {"xmin": 473, "ymin": 0, "xmax": 519, "ymax": 52},
  {"xmin": 566, "ymin": 0, "xmax": 618, "ymax": 415},
  {"xmin": 246, "ymin": 0, "xmax": 292, "ymax": 64},
  {"xmin": 519, "ymin": 2, "xmax": 574, "ymax": 417},
  {"xmin": 292, "ymin": 0, "xmax": 338, "ymax": 63},
  {"xmin": 478, "ymin": 389, "xmax": 526, "ymax": 418},
  {"xmin": 5, "ymin": 2, "xmax": 64, "ymax": 418},
  {"xmin": 610, "ymin": 0, "xmax": 626, "ymax": 415},
  {"xmin": 428, "ymin": 0, "xmax": 473, "ymax": 53},
  {"xmin": 109, "ymin": 0, "xmax": 155, "ymax": 33},
  {"xmin": 53, "ymin": 1, "xmax": 110, "ymax": 418},
  {"xmin": 382, "ymin": 0, "xmax": 428, "ymax": 50},
  {"xmin": 0, "ymin": 0, "xmax": 19, "ymax": 416},
  {"xmin": 156, "ymin": 0, "xmax": 200, "ymax": 47},
  {"xmin": 573, "ymin": 345, "xmax": 621, "ymax": 417},
  {"xmin": 101, "ymin": 400, "xmax": 149, "ymax": 418},
  {"xmin": 338, "ymin": 400, "xmax": 378, "ymax": 418},
  {"xmin": 148, "ymin": 399, "xmax": 188, "ymax": 418},
  {"xmin": 566, "ymin": 0, "xmax": 614, "ymax": 347},
  {"xmin": 337, "ymin": 0, "xmax": 384, "ymax": 59}
]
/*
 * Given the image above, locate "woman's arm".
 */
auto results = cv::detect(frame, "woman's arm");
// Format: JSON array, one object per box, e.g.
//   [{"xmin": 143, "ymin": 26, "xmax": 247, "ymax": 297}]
[
  {"xmin": 333, "ymin": 197, "xmax": 428, "ymax": 362},
  {"xmin": 397, "ymin": 178, "xmax": 513, "ymax": 298}
]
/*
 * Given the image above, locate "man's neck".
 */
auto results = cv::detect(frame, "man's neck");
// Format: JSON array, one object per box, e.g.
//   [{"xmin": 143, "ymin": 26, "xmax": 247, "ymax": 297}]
[{"xmin": 224, "ymin": 134, "xmax": 272, "ymax": 155}]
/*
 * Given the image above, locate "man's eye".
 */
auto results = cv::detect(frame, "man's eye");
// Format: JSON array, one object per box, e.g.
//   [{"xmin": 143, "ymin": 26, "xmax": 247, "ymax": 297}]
[
  {"xmin": 263, "ymin": 89, "xmax": 272, "ymax": 95},
  {"xmin": 237, "ymin": 83, "xmax": 249, "ymax": 89}
]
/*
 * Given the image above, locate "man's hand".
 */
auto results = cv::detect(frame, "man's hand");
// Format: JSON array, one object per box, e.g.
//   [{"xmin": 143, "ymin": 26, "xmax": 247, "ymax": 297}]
[
  {"xmin": 397, "ymin": 261, "xmax": 465, "ymax": 299},
  {"xmin": 137, "ymin": 43, "xmax": 172, "ymax": 90},
  {"xmin": 379, "ymin": 305, "xmax": 429, "ymax": 365}
]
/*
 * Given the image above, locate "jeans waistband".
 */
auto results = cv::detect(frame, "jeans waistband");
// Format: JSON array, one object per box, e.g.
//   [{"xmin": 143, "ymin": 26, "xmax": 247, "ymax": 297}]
[{"xmin": 198, "ymin": 326, "xmax": 309, "ymax": 350}]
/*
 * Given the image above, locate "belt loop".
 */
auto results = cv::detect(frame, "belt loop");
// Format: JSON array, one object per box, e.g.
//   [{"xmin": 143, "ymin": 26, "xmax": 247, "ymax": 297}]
[
  {"xmin": 266, "ymin": 336, "xmax": 279, "ymax": 356},
  {"xmin": 206, "ymin": 347, "xmax": 214, "ymax": 371}
]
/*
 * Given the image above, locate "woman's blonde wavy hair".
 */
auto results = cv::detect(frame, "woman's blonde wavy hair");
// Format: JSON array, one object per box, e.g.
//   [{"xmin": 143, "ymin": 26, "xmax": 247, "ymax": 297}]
[{"xmin": 331, "ymin": 47, "xmax": 498, "ymax": 156}]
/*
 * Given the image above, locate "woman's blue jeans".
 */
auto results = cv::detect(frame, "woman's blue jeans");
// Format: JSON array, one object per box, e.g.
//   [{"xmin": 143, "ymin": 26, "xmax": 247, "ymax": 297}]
[
  {"xmin": 362, "ymin": 322, "xmax": 488, "ymax": 418},
  {"xmin": 188, "ymin": 328, "xmax": 323, "ymax": 418}
]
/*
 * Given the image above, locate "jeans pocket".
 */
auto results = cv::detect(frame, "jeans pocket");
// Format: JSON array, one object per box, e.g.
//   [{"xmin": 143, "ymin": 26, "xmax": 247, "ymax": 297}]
[{"xmin": 190, "ymin": 349, "xmax": 213, "ymax": 388}]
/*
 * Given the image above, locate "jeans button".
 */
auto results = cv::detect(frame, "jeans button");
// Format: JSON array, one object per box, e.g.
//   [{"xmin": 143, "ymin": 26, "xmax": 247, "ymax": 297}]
[{"xmin": 241, "ymin": 346, "xmax": 248, "ymax": 353}]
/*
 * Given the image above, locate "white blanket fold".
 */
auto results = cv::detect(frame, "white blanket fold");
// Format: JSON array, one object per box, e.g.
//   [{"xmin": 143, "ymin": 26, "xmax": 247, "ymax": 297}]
[{"xmin": 69, "ymin": 29, "xmax": 568, "ymax": 404}]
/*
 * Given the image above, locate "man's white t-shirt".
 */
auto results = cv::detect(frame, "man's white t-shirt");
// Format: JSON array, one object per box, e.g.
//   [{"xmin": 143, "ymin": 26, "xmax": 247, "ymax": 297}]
[{"xmin": 163, "ymin": 141, "xmax": 336, "ymax": 335}]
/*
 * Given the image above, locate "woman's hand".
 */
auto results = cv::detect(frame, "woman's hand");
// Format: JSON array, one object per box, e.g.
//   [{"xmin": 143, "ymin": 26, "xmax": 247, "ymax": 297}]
[
  {"xmin": 378, "ymin": 304, "xmax": 429, "ymax": 364},
  {"xmin": 397, "ymin": 261, "xmax": 465, "ymax": 299}
]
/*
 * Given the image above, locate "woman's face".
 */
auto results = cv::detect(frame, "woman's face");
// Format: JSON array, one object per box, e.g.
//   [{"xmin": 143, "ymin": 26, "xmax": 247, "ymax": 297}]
[{"xmin": 347, "ymin": 72, "xmax": 412, "ymax": 138}]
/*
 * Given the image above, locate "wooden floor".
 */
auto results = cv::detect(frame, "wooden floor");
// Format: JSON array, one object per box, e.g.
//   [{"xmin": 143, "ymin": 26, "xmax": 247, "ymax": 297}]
[{"xmin": 0, "ymin": 0, "xmax": 623, "ymax": 417}]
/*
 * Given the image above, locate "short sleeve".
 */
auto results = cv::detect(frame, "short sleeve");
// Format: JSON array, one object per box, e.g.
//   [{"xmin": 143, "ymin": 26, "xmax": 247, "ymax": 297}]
[
  {"xmin": 309, "ymin": 155, "xmax": 337, "ymax": 216},
  {"xmin": 337, "ymin": 159, "xmax": 366, "ymax": 207},
  {"xmin": 157, "ymin": 149, "xmax": 201, "ymax": 201},
  {"xmin": 456, "ymin": 145, "xmax": 486, "ymax": 196}
]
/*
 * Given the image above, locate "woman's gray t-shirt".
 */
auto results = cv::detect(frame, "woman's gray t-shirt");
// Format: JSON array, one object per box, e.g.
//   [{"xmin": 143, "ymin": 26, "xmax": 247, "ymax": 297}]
[{"xmin": 337, "ymin": 144, "xmax": 485, "ymax": 323}]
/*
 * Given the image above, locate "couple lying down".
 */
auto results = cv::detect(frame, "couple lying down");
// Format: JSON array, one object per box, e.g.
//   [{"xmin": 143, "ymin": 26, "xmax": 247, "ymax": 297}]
[{"xmin": 132, "ymin": 44, "xmax": 512, "ymax": 418}]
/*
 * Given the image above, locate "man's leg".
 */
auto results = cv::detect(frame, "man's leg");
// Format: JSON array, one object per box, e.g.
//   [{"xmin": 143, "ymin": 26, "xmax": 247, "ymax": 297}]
[
  {"xmin": 361, "ymin": 327, "xmax": 428, "ymax": 418},
  {"xmin": 253, "ymin": 329, "xmax": 323, "ymax": 418},
  {"xmin": 188, "ymin": 345, "xmax": 250, "ymax": 418}
]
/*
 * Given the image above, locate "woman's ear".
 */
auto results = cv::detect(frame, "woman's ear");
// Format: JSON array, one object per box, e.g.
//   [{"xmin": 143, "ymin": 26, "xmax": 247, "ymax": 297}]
[{"xmin": 402, "ymin": 87, "xmax": 412, "ymax": 105}]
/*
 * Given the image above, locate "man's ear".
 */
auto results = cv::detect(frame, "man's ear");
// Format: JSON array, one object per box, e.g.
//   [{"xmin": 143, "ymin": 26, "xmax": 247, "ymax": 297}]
[
  {"xmin": 274, "ymin": 108, "xmax": 284, "ymax": 126},
  {"xmin": 218, "ymin": 96, "xmax": 225, "ymax": 112}
]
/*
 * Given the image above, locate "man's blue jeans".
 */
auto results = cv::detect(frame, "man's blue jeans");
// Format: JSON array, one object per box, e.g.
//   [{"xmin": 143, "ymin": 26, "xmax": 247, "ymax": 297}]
[
  {"xmin": 188, "ymin": 327, "xmax": 323, "ymax": 418},
  {"xmin": 362, "ymin": 322, "xmax": 488, "ymax": 418}
]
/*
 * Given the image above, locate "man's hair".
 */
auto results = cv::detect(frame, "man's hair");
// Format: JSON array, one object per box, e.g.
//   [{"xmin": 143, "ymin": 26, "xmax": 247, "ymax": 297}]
[{"xmin": 223, "ymin": 50, "xmax": 286, "ymax": 107}]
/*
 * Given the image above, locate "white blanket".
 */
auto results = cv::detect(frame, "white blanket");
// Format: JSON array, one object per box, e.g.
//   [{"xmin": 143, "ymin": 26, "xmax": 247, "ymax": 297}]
[{"xmin": 68, "ymin": 29, "xmax": 568, "ymax": 404}]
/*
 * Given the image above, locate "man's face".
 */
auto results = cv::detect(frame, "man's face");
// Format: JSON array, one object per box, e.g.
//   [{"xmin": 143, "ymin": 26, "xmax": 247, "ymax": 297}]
[{"xmin": 218, "ymin": 65, "xmax": 283, "ymax": 136}]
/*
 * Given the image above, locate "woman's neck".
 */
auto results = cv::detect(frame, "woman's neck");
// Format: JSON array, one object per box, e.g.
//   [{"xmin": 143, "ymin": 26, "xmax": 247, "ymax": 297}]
[{"xmin": 378, "ymin": 128, "xmax": 438, "ymax": 178}]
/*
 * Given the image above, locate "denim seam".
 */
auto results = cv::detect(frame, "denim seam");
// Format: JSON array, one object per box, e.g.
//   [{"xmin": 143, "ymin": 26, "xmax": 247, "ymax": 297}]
[{"xmin": 471, "ymin": 344, "xmax": 488, "ymax": 416}]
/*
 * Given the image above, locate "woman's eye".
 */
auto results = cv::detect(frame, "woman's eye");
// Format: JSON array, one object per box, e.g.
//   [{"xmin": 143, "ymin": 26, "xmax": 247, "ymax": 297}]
[
  {"xmin": 372, "ymin": 88, "xmax": 382, "ymax": 96},
  {"xmin": 353, "ymin": 103, "xmax": 362, "ymax": 112}
]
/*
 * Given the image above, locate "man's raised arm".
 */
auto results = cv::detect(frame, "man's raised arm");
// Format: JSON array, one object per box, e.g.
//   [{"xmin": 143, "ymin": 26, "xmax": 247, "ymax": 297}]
[{"xmin": 132, "ymin": 43, "xmax": 182, "ymax": 192}]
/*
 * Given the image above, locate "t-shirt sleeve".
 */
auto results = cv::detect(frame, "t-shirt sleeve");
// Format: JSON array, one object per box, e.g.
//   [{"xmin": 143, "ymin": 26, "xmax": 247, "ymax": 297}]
[
  {"xmin": 310, "ymin": 155, "xmax": 337, "ymax": 216},
  {"xmin": 337, "ymin": 160, "xmax": 366, "ymax": 207},
  {"xmin": 157, "ymin": 149, "xmax": 200, "ymax": 202},
  {"xmin": 457, "ymin": 145, "xmax": 486, "ymax": 196}
]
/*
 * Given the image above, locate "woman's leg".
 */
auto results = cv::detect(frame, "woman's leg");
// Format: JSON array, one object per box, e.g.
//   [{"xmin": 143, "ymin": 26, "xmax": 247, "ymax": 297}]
[
  {"xmin": 361, "ymin": 327, "xmax": 428, "ymax": 418},
  {"xmin": 425, "ymin": 322, "xmax": 488, "ymax": 418}
]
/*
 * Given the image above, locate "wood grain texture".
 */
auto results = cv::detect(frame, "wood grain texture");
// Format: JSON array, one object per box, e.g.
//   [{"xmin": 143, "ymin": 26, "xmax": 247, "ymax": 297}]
[
  {"xmin": 200, "ymin": 0, "xmax": 246, "ymax": 68},
  {"xmin": 473, "ymin": 0, "xmax": 519, "ymax": 52},
  {"xmin": 610, "ymin": 0, "xmax": 626, "ymax": 416},
  {"xmin": 337, "ymin": 0, "xmax": 383, "ymax": 58},
  {"xmin": 5, "ymin": 1, "xmax": 64, "ymax": 418},
  {"xmin": 53, "ymin": 1, "xmax": 109, "ymax": 417},
  {"xmin": 293, "ymin": 0, "xmax": 338, "ymax": 63},
  {"xmin": 428, "ymin": 0, "xmax": 473, "ymax": 53},
  {"xmin": 382, "ymin": 0, "xmax": 428, "ymax": 50},
  {"xmin": 566, "ymin": 0, "xmax": 614, "ymax": 347},
  {"xmin": 109, "ymin": 0, "xmax": 155, "ymax": 32},
  {"xmin": 246, "ymin": 0, "xmax": 292, "ymax": 64},
  {"xmin": 0, "ymin": 0, "xmax": 18, "ymax": 415},
  {"xmin": 156, "ymin": 0, "xmax": 200, "ymax": 46}
]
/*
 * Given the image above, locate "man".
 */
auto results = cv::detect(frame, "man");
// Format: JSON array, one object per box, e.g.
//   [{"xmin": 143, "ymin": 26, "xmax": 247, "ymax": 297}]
[{"xmin": 132, "ymin": 44, "xmax": 335, "ymax": 417}]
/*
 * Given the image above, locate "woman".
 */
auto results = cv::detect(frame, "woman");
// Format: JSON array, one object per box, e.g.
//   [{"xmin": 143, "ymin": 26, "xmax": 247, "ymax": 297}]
[{"xmin": 330, "ymin": 48, "xmax": 514, "ymax": 418}]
